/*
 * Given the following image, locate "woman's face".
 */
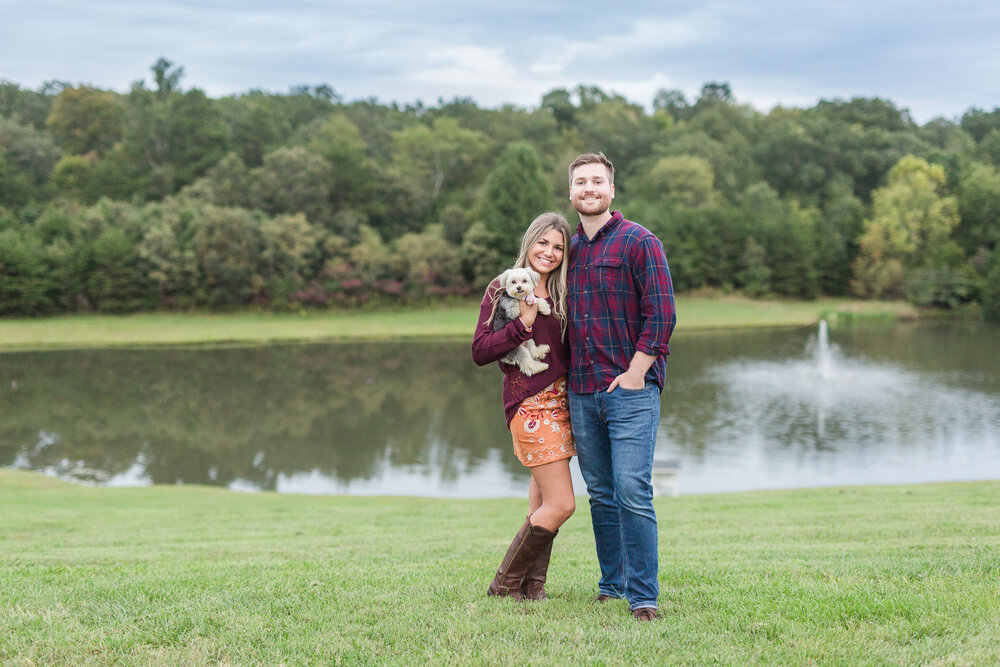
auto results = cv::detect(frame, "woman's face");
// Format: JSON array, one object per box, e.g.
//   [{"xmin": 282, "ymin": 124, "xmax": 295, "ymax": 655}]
[{"xmin": 528, "ymin": 228, "xmax": 565, "ymax": 277}]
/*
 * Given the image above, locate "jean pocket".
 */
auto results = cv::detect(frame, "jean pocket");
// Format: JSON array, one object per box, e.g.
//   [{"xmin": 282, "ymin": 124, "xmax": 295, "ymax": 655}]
[{"xmin": 615, "ymin": 383, "xmax": 654, "ymax": 395}]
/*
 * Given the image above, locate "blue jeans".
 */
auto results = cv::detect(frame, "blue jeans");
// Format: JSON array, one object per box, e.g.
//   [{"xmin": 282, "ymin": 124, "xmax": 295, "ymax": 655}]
[{"xmin": 570, "ymin": 385, "xmax": 660, "ymax": 610}]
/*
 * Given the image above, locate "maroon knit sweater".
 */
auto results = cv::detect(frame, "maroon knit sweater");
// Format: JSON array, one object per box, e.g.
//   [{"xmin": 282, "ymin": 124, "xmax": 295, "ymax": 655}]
[{"xmin": 471, "ymin": 281, "xmax": 570, "ymax": 427}]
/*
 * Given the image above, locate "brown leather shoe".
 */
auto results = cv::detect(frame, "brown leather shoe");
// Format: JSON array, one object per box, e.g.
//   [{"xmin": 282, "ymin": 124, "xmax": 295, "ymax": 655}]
[
  {"xmin": 597, "ymin": 594, "xmax": 616, "ymax": 603},
  {"xmin": 632, "ymin": 607, "xmax": 658, "ymax": 621},
  {"xmin": 487, "ymin": 520, "xmax": 557, "ymax": 600},
  {"xmin": 521, "ymin": 528, "xmax": 556, "ymax": 601}
]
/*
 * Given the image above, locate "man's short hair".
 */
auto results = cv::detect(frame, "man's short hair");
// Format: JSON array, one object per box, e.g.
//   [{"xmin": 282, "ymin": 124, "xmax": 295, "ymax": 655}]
[{"xmin": 569, "ymin": 152, "xmax": 615, "ymax": 185}]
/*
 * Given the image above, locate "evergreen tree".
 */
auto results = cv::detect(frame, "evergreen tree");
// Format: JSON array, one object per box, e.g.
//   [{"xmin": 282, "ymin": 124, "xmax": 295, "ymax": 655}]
[{"xmin": 476, "ymin": 142, "xmax": 553, "ymax": 266}]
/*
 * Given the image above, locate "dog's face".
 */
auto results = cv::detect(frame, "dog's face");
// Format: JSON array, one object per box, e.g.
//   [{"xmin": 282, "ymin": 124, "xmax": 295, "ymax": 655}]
[{"xmin": 499, "ymin": 268, "xmax": 540, "ymax": 299}]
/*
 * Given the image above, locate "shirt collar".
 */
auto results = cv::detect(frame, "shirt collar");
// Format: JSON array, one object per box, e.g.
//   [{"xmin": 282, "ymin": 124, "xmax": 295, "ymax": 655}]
[{"xmin": 575, "ymin": 210, "xmax": 623, "ymax": 242}]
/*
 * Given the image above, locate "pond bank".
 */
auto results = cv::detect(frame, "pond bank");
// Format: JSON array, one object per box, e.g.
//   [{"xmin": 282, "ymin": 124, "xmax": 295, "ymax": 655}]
[
  {"xmin": 0, "ymin": 296, "xmax": 918, "ymax": 350},
  {"xmin": 2, "ymin": 469, "xmax": 997, "ymax": 664}
]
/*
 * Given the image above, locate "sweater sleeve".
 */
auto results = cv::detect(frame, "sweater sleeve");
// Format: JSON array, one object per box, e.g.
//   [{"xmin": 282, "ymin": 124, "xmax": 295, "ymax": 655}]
[{"xmin": 471, "ymin": 282, "xmax": 533, "ymax": 366}]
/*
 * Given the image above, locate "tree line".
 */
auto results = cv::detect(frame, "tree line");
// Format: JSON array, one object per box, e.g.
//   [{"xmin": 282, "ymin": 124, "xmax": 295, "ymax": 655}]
[{"xmin": 2, "ymin": 58, "xmax": 999, "ymax": 318}]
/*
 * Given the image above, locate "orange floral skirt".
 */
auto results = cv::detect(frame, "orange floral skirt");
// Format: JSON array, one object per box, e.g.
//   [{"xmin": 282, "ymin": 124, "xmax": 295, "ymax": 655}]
[{"xmin": 509, "ymin": 377, "xmax": 576, "ymax": 467}]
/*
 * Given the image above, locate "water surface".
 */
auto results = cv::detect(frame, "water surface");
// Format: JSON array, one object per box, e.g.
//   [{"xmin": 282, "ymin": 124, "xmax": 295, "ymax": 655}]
[{"xmin": 3, "ymin": 321, "xmax": 998, "ymax": 496}]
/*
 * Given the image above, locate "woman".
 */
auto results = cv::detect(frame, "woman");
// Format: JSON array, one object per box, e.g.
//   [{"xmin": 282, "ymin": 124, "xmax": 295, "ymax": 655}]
[{"xmin": 472, "ymin": 212, "xmax": 576, "ymax": 601}]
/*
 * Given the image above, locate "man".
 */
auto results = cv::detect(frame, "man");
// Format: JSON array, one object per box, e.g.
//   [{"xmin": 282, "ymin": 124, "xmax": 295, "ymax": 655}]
[{"xmin": 565, "ymin": 152, "xmax": 676, "ymax": 621}]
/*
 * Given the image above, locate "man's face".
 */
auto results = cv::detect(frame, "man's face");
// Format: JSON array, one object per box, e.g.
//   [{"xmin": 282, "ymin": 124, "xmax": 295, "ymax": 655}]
[{"xmin": 569, "ymin": 163, "xmax": 614, "ymax": 217}]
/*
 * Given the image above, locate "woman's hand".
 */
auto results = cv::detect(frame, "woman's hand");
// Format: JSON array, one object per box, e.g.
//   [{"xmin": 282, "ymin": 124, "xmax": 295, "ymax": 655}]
[{"xmin": 518, "ymin": 298, "xmax": 539, "ymax": 328}]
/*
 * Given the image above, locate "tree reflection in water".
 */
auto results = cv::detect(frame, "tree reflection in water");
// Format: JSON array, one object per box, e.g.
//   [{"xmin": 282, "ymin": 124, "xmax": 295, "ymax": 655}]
[
  {"xmin": 3, "ymin": 322, "xmax": 1000, "ymax": 496},
  {"xmin": 1, "ymin": 341, "xmax": 526, "ymax": 494}
]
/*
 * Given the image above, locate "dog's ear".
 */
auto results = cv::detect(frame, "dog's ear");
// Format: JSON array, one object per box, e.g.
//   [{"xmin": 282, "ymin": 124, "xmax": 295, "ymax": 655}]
[
  {"xmin": 528, "ymin": 268, "xmax": 541, "ymax": 285},
  {"xmin": 497, "ymin": 269, "xmax": 511, "ymax": 287}
]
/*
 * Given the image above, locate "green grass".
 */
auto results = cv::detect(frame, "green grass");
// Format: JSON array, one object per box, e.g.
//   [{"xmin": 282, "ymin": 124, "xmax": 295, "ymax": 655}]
[
  {"xmin": 0, "ymin": 296, "xmax": 918, "ymax": 350},
  {"xmin": 2, "ymin": 469, "xmax": 997, "ymax": 665}
]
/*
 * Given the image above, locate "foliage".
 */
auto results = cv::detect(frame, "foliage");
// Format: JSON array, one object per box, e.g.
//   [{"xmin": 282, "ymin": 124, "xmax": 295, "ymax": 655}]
[
  {"xmin": 476, "ymin": 141, "xmax": 553, "ymax": 266},
  {"xmin": 852, "ymin": 155, "xmax": 962, "ymax": 301},
  {"xmin": 0, "ymin": 115, "xmax": 62, "ymax": 187},
  {"xmin": 636, "ymin": 154, "xmax": 719, "ymax": 208},
  {"xmin": 1, "ymin": 61, "xmax": 999, "ymax": 314},
  {"xmin": 0, "ymin": 228, "xmax": 52, "ymax": 314},
  {"xmin": 45, "ymin": 85, "xmax": 123, "ymax": 155},
  {"xmin": 981, "ymin": 251, "xmax": 1000, "ymax": 321}
]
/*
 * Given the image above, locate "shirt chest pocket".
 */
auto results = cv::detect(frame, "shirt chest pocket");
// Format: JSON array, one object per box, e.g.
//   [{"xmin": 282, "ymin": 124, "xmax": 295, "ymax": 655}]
[{"xmin": 593, "ymin": 256, "xmax": 626, "ymax": 294}]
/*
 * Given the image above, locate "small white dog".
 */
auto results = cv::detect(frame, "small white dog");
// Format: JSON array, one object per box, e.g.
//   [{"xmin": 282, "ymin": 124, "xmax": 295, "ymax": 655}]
[{"xmin": 491, "ymin": 267, "xmax": 551, "ymax": 376}]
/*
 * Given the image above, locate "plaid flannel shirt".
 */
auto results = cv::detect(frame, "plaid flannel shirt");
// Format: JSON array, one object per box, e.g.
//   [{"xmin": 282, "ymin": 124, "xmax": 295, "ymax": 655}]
[{"xmin": 567, "ymin": 211, "xmax": 676, "ymax": 393}]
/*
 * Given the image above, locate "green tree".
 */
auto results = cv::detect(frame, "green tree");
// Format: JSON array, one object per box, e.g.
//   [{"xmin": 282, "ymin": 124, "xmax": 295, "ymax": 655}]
[
  {"xmin": 121, "ymin": 59, "xmax": 228, "ymax": 198},
  {"xmin": 77, "ymin": 199, "xmax": 155, "ymax": 311},
  {"xmin": 737, "ymin": 236, "xmax": 771, "ymax": 297},
  {"xmin": 0, "ymin": 147, "xmax": 31, "ymax": 209},
  {"xmin": 461, "ymin": 221, "xmax": 509, "ymax": 288},
  {"xmin": 739, "ymin": 182, "xmax": 819, "ymax": 298},
  {"xmin": 851, "ymin": 155, "xmax": 961, "ymax": 299},
  {"xmin": 390, "ymin": 117, "xmax": 488, "ymax": 217},
  {"xmin": 305, "ymin": 112, "xmax": 377, "ymax": 212},
  {"xmin": 981, "ymin": 251, "xmax": 1000, "ymax": 320},
  {"xmin": 0, "ymin": 115, "xmax": 62, "ymax": 188},
  {"xmin": 475, "ymin": 142, "xmax": 553, "ymax": 267},
  {"xmin": 577, "ymin": 97, "xmax": 658, "ymax": 183},
  {"xmin": 45, "ymin": 86, "xmax": 123, "ymax": 155},
  {"xmin": 955, "ymin": 161, "xmax": 1000, "ymax": 255},
  {"xmin": 251, "ymin": 146, "xmax": 334, "ymax": 226},
  {"xmin": 0, "ymin": 81, "xmax": 59, "ymax": 129},
  {"xmin": 754, "ymin": 112, "xmax": 828, "ymax": 201},
  {"xmin": 349, "ymin": 224, "xmax": 394, "ymax": 290},
  {"xmin": 637, "ymin": 155, "xmax": 719, "ymax": 208},
  {"xmin": 540, "ymin": 88, "xmax": 576, "ymax": 129},
  {"xmin": 191, "ymin": 206, "xmax": 265, "ymax": 307},
  {"xmin": 259, "ymin": 212, "xmax": 323, "ymax": 306},
  {"xmin": 960, "ymin": 107, "xmax": 1000, "ymax": 143},
  {"xmin": 978, "ymin": 128, "xmax": 1000, "ymax": 167},
  {"xmin": 181, "ymin": 152, "xmax": 254, "ymax": 209},
  {"xmin": 50, "ymin": 154, "xmax": 97, "ymax": 203},
  {"xmin": 652, "ymin": 88, "xmax": 689, "ymax": 119},
  {"xmin": 87, "ymin": 226, "xmax": 154, "ymax": 312},
  {"xmin": 0, "ymin": 228, "xmax": 52, "ymax": 314},
  {"xmin": 135, "ymin": 199, "xmax": 201, "ymax": 307},
  {"xmin": 215, "ymin": 92, "xmax": 292, "ymax": 166},
  {"xmin": 664, "ymin": 129, "xmax": 758, "ymax": 200},
  {"xmin": 392, "ymin": 224, "xmax": 465, "ymax": 297},
  {"xmin": 816, "ymin": 176, "xmax": 865, "ymax": 295}
]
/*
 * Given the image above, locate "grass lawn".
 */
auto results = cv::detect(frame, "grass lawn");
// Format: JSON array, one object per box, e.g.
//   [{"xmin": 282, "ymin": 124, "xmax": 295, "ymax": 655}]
[
  {"xmin": 2, "ymin": 469, "xmax": 997, "ymax": 665},
  {"xmin": 0, "ymin": 296, "xmax": 918, "ymax": 350}
]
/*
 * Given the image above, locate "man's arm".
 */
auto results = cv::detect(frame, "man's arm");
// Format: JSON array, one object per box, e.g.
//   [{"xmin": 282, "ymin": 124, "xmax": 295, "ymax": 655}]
[{"xmin": 607, "ymin": 350, "xmax": 656, "ymax": 392}]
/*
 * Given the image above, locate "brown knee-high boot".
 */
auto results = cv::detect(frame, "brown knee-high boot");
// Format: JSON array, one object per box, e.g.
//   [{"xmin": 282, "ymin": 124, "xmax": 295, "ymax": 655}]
[
  {"xmin": 487, "ymin": 519, "xmax": 557, "ymax": 600},
  {"xmin": 521, "ymin": 528, "xmax": 556, "ymax": 600}
]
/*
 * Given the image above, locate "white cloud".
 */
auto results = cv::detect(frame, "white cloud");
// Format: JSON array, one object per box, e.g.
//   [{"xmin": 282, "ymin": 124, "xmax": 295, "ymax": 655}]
[{"xmin": 2, "ymin": 0, "xmax": 998, "ymax": 121}]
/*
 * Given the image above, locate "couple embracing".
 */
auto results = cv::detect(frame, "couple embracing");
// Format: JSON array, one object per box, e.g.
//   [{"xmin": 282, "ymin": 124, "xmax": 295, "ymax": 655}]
[{"xmin": 472, "ymin": 152, "xmax": 677, "ymax": 621}]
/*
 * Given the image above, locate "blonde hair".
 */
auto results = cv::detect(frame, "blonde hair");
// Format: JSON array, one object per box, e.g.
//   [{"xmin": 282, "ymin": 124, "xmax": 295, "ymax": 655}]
[{"xmin": 485, "ymin": 212, "xmax": 571, "ymax": 337}]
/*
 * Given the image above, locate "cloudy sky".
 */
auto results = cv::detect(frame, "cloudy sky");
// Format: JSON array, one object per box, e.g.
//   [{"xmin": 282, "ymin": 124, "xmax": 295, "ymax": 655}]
[{"xmin": 2, "ymin": 0, "xmax": 998, "ymax": 123}]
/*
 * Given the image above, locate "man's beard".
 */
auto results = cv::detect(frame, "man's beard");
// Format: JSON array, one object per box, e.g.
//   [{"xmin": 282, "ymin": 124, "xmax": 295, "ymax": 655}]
[{"xmin": 572, "ymin": 194, "xmax": 611, "ymax": 217}]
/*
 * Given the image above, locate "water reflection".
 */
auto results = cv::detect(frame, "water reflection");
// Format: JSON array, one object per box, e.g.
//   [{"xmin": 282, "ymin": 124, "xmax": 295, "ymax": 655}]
[
  {"xmin": 657, "ymin": 321, "xmax": 1000, "ymax": 493},
  {"xmin": 2, "ymin": 322, "xmax": 999, "ymax": 496}
]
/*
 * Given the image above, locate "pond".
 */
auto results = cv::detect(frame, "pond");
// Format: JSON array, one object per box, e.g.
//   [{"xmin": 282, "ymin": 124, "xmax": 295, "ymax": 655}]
[{"xmin": 2, "ymin": 320, "xmax": 999, "ymax": 497}]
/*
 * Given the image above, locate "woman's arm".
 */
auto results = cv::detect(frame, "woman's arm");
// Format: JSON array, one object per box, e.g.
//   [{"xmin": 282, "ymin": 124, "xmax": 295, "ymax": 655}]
[{"xmin": 471, "ymin": 285, "xmax": 534, "ymax": 366}]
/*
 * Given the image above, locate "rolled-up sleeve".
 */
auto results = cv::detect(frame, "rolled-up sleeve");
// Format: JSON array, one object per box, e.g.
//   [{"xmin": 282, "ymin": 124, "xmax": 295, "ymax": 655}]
[{"xmin": 631, "ymin": 235, "xmax": 676, "ymax": 357}]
